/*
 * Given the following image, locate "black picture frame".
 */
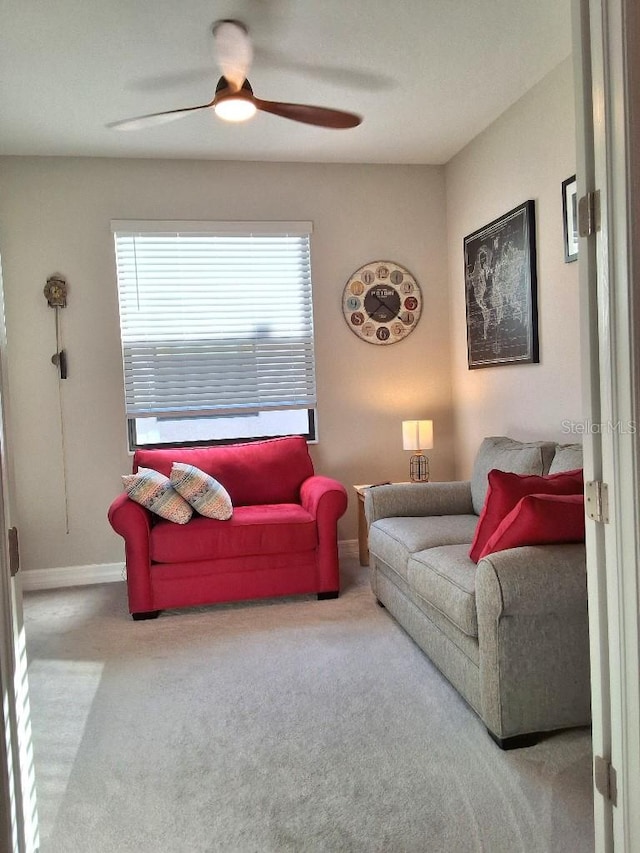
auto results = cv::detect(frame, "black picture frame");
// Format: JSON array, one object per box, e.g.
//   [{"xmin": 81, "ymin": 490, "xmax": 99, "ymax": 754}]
[
  {"xmin": 562, "ymin": 175, "xmax": 578, "ymax": 262},
  {"xmin": 464, "ymin": 200, "xmax": 539, "ymax": 369}
]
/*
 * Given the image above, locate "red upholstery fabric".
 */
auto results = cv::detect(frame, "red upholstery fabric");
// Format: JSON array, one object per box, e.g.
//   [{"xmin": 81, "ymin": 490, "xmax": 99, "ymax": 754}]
[
  {"xmin": 108, "ymin": 436, "xmax": 348, "ymax": 615},
  {"xmin": 479, "ymin": 493, "xmax": 586, "ymax": 559},
  {"xmin": 134, "ymin": 435, "xmax": 314, "ymax": 507},
  {"xmin": 151, "ymin": 556, "xmax": 320, "ymax": 609},
  {"xmin": 150, "ymin": 504, "xmax": 316, "ymax": 563},
  {"xmin": 469, "ymin": 468, "xmax": 583, "ymax": 563}
]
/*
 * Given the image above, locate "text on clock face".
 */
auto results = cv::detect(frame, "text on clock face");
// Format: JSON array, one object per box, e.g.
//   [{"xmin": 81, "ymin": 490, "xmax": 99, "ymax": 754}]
[{"xmin": 342, "ymin": 260, "xmax": 422, "ymax": 345}]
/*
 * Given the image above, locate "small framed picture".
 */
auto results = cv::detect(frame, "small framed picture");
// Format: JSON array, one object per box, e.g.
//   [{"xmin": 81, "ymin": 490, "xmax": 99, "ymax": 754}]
[{"xmin": 562, "ymin": 175, "xmax": 578, "ymax": 263}]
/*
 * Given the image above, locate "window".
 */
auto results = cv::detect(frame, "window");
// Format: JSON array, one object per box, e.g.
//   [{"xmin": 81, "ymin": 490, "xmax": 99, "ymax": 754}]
[{"xmin": 112, "ymin": 221, "xmax": 316, "ymax": 449}]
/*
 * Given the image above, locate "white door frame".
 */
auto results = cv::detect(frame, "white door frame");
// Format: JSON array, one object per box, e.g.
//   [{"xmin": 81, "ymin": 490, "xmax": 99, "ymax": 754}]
[
  {"xmin": 0, "ymin": 257, "xmax": 38, "ymax": 851},
  {"xmin": 575, "ymin": 0, "xmax": 640, "ymax": 850}
]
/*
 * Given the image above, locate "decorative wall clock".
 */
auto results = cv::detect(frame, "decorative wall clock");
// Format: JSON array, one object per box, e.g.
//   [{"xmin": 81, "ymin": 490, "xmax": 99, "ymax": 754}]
[{"xmin": 342, "ymin": 260, "xmax": 422, "ymax": 345}]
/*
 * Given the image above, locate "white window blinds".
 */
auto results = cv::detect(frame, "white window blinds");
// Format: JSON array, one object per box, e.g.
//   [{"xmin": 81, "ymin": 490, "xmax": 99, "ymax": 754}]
[{"xmin": 111, "ymin": 221, "xmax": 316, "ymax": 419}]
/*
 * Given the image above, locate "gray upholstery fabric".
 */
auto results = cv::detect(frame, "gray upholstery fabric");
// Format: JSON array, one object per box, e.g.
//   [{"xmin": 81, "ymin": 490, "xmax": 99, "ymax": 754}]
[
  {"xmin": 408, "ymin": 545, "xmax": 478, "ymax": 637},
  {"xmin": 549, "ymin": 443, "xmax": 583, "ymax": 473},
  {"xmin": 369, "ymin": 555, "xmax": 480, "ymax": 665},
  {"xmin": 476, "ymin": 544, "xmax": 590, "ymax": 738},
  {"xmin": 365, "ymin": 481, "xmax": 474, "ymax": 525},
  {"xmin": 365, "ymin": 435, "xmax": 591, "ymax": 741},
  {"xmin": 372, "ymin": 562, "xmax": 481, "ymax": 715},
  {"xmin": 368, "ymin": 515, "xmax": 478, "ymax": 581},
  {"xmin": 477, "ymin": 544, "xmax": 588, "ymax": 616},
  {"xmin": 470, "ymin": 437, "xmax": 557, "ymax": 514}
]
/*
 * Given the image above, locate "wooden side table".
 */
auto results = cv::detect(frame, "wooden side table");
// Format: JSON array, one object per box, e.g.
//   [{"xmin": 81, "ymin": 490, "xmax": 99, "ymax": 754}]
[
  {"xmin": 354, "ymin": 482, "xmax": 413, "ymax": 566},
  {"xmin": 353, "ymin": 485, "xmax": 372, "ymax": 566}
]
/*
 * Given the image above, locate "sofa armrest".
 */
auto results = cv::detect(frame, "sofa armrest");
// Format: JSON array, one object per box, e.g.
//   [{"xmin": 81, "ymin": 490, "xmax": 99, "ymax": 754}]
[
  {"xmin": 300, "ymin": 476, "xmax": 348, "ymax": 594},
  {"xmin": 364, "ymin": 481, "xmax": 474, "ymax": 524},
  {"xmin": 476, "ymin": 543, "xmax": 588, "ymax": 617},
  {"xmin": 300, "ymin": 475, "xmax": 347, "ymax": 520},
  {"xmin": 108, "ymin": 492, "xmax": 153, "ymax": 539},
  {"xmin": 107, "ymin": 493, "xmax": 154, "ymax": 613},
  {"xmin": 475, "ymin": 543, "xmax": 590, "ymax": 739}
]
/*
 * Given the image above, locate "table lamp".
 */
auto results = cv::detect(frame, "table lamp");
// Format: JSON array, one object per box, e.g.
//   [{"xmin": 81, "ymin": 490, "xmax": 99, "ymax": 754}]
[{"xmin": 402, "ymin": 419, "xmax": 433, "ymax": 482}]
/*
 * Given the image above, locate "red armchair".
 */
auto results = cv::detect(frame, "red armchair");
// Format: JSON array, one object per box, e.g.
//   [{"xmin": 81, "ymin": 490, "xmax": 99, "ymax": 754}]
[{"xmin": 108, "ymin": 436, "xmax": 348, "ymax": 619}]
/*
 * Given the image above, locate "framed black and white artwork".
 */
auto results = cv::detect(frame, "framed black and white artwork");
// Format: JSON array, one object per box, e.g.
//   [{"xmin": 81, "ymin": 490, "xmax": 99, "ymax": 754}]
[
  {"xmin": 463, "ymin": 200, "xmax": 539, "ymax": 369},
  {"xmin": 562, "ymin": 175, "xmax": 578, "ymax": 262}
]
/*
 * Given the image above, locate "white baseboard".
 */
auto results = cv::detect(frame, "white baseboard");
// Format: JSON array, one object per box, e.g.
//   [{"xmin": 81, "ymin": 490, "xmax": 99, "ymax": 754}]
[
  {"xmin": 21, "ymin": 562, "xmax": 125, "ymax": 591},
  {"xmin": 21, "ymin": 541, "xmax": 360, "ymax": 592}
]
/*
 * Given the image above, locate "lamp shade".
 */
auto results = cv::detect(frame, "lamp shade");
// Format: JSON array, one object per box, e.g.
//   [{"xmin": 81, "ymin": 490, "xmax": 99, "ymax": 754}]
[{"xmin": 402, "ymin": 420, "xmax": 433, "ymax": 451}]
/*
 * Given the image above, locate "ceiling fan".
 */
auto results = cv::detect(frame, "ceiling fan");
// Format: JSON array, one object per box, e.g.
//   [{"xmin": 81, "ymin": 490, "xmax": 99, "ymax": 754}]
[{"xmin": 108, "ymin": 20, "xmax": 362, "ymax": 132}]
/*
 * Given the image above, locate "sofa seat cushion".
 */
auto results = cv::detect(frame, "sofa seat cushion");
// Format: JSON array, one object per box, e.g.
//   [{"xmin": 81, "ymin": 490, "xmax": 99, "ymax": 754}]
[
  {"xmin": 408, "ymin": 545, "xmax": 478, "ymax": 638},
  {"xmin": 150, "ymin": 504, "xmax": 316, "ymax": 564},
  {"xmin": 369, "ymin": 515, "xmax": 479, "ymax": 581}
]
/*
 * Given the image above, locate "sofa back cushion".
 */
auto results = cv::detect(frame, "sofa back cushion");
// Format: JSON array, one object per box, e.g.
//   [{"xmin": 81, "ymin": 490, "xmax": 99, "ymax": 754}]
[
  {"xmin": 134, "ymin": 435, "xmax": 314, "ymax": 507},
  {"xmin": 549, "ymin": 443, "xmax": 583, "ymax": 474},
  {"xmin": 470, "ymin": 437, "xmax": 557, "ymax": 515}
]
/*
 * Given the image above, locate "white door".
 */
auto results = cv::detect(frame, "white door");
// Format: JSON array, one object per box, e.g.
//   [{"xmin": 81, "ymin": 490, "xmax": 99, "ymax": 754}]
[
  {"xmin": 574, "ymin": 0, "xmax": 640, "ymax": 850},
  {"xmin": 0, "ymin": 256, "xmax": 39, "ymax": 850}
]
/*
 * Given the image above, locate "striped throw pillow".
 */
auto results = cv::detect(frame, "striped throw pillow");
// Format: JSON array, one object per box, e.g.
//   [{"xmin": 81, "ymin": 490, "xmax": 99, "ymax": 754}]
[
  {"xmin": 170, "ymin": 463, "xmax": 233, "ymax": 520},
  {"xmin": 122, "ymin": 467, "xmax": 193, "ymax": 524}
]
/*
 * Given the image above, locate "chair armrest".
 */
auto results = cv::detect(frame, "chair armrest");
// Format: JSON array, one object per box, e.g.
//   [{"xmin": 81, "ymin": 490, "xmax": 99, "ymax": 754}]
[
  {"xmin": 108, "ymin": 492, "xmax": 152, "ymax": 540},
  {"xmin": 300, "ymin": 475, "xmax": 348, "ymax": 522},
  {"xmin": 107, "ymin": 494, "xmax": 155, "ymax": 614},
  {"xmin": 364, "ymin": 481, "xmax": 474, "ymax": 524},
  {"xmin": 300, "ymin": 476, "xmax": 348, "ymax": 594}
]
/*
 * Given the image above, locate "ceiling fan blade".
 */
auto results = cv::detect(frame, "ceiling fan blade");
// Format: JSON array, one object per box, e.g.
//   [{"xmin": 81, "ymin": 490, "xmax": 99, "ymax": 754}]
[
  {"xmin": 212, "ymin": 19, "xmax": 253, "ymax": 92},
  {"xmin": 254, "ymin": 46, "xmax": 394, "ymax": 93},
  {"xmin": 254, "ymin": 98, "xmax": 362, "ymax": 129},
  {"xmin": 128, "ymin": 67, "xmax": 212, "ymax": 93},
  {"xmin": 107, "ymin": 101, "xmax": 214, "ymax": 131}
]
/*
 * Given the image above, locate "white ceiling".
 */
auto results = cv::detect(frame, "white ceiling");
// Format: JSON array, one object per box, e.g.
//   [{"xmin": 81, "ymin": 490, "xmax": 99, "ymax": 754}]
[{"xmin": 0, "ymin": 0, "xmax": 572, "ymax": 165}]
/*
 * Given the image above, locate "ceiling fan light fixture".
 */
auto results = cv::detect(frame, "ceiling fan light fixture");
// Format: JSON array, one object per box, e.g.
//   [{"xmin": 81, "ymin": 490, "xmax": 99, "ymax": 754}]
[
  {"xmin": 109, "ymin": 28, "xmax": 363, "ymax": 133},
  {"xmin": 214, "ymin": 96, "xmax": 257, "ymax": 122}
]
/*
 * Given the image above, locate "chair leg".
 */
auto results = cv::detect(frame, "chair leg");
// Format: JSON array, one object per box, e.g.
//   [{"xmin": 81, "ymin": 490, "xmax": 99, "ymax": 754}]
[
  {"xmin": 317, "ymin": 591, "xmax": 339, "ymax": 600},
  {"xmin": 132, "ymin": 610, "xmax": 161, "ymax": 621}
]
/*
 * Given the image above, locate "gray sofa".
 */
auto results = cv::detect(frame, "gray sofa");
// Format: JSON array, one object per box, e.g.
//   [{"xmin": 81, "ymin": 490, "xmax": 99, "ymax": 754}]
[{"xmin": 364, "ymin": 437, "xmax": 589, "ymax": 748}]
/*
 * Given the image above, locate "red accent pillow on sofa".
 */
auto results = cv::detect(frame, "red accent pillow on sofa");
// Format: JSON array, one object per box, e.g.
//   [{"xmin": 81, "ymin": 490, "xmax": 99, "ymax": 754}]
[
  {"xmin": 478, "ymin": 493, "xmax": 586, "ymax": 559},
  {"xmin": 469, "ymin": 468, "xmax": 583, "ymax": 563}
]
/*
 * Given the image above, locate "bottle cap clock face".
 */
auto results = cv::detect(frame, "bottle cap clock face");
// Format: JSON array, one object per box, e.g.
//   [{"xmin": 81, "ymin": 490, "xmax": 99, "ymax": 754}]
[{"xmin": 342, "ymin": 261, "xmax": 422, "ymax": 345}]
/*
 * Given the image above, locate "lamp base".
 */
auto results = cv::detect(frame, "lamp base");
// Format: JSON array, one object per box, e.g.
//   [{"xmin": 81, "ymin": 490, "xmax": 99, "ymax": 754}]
[{"xmin": 409, "ymin": 454, "xmax": 430, "ymax": 482}]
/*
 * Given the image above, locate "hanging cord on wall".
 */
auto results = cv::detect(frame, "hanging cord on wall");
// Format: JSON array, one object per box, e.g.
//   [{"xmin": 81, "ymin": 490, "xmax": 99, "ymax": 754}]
[
  {"xmin": 45, "ymin": 275, "xmax": 70, "ymax": 534},
  {"xmin": 54, "ymin": 306, "xmax": 70, "ymax": 534}
]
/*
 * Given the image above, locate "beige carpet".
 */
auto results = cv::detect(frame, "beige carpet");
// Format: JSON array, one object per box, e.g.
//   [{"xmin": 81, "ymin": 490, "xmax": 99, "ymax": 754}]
[{"xmin": 23, "ymin": 550, "xmax": 594, "ymax": 853}]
